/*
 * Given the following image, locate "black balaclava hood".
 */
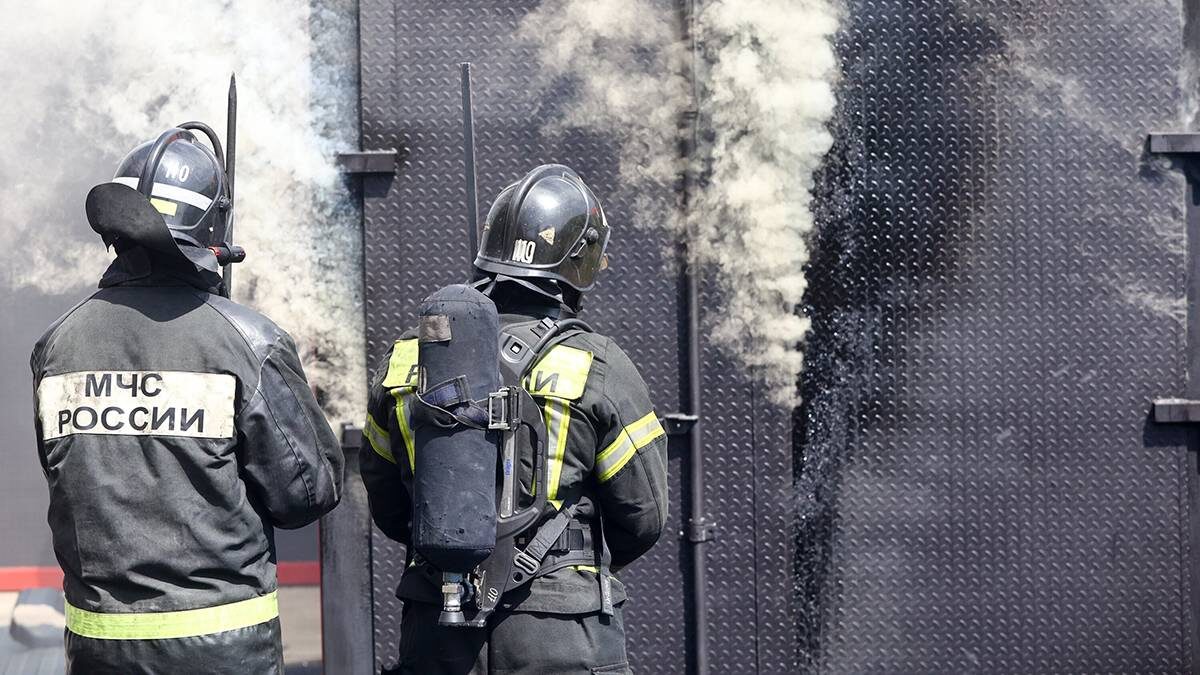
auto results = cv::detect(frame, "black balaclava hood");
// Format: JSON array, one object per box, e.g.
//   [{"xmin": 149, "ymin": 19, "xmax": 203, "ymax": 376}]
[
  {"xmin": 86, "ymin": 182, "xmax": 222, "ymax": 292},
  {"xmin": 472, "ymin": 273, "xmax": 583, "ymax": 320}
]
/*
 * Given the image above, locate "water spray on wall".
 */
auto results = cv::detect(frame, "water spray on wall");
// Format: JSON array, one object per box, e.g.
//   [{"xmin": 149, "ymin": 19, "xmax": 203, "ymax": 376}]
[{"xmin": 521, "ymin": 0, "xmax": 841, "ymax": 406}]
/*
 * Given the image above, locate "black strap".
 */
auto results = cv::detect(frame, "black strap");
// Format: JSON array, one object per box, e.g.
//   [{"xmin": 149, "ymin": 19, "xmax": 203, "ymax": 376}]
[
  {"xmin": 553, "ymin": 527, "xmax": 586, "ymax": 552},
  {"xmin": 421, "ymin": 376, "xmax": 471, "ymax": 408},
  {"xmin": 510, "ymin": 499, "xmax": 615, "ymax": 618},
  {"xmin": 516, "ymin": 525, "xmax": 588, "ymax": 556},
  {"xmin": 512, "ymin": 500, "xmax": 579, "ymax": 577},
  {"xmin": 601, "ymin": 574, "xmax": 614, "ymax": 615},
  {"xmin": 524, "ymin": 514, "xmax": 613, "ymax": 616},
  {"xmin": 414, "ymin": 377, "xmax": 491, "ymax": 428}
]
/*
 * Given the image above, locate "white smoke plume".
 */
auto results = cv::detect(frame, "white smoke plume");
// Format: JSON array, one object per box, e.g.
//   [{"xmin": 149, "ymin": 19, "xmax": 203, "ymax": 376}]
[
  {"xmin": 521, "ymin": 0, "xmax": 840, "ymax": 407},
  {"xmin": 0, "ymin": 1, "xmax": 364, "ymax": 422}
]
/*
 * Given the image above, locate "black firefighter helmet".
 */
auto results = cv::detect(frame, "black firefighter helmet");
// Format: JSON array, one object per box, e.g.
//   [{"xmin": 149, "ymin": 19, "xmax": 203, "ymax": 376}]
[
  {"xmin": 86, "ymin": 123, "xmax": 243, "ymax": 271},
  {"xmin": 110, "ymin": 126, "xmax": 231, "ymax": 249},
  {"xmin": 474, "ymin": 164, "xmax": 610, "ymax": 292}
]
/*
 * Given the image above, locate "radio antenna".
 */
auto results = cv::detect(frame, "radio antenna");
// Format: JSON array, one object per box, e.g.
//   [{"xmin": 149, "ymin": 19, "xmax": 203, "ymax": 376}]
[{"xmin": 460, "ymin": 63, "xmax": 480, "ymax": 269}]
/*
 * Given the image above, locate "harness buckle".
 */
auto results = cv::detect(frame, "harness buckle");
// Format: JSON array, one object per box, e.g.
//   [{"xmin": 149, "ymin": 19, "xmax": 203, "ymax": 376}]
[
  {"xmin": 487, "ymin": 387, "xmax": 520, "ymax": 430},
  {"xmin": 513, "ymin": 548, "xmax": 540, "ymax": 576}
]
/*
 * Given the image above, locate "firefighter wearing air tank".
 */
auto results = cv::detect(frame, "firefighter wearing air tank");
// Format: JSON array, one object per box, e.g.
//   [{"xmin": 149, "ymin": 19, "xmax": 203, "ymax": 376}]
[
  {"xmin": 362, "ymin": 165, "xmax": 668, "ymax": 674},
  {"xmin": 30, "ymin": 122, "xmax": 344, "ymax": 674}
]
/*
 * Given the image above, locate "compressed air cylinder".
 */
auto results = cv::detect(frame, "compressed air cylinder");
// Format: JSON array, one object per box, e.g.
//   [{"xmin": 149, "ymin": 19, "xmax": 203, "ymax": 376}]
[{"xmin": 412, "ymin": 284, "xmax": 500, "ymax": 573}]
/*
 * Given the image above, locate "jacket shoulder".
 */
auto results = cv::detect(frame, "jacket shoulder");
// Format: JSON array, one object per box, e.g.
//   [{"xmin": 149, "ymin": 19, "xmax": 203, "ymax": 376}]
[
  {"xmin": 30, "ymin": 291, "xmax": 102, "ymax": 373},
  {"xmin": 554, "ymin": 330, "xmax": 651, "ymax": 402},
  {"xmin": 196, "ymin": 293, "xmax": 290, "ymax": 361},
  {"xmin": 563, "ymin": 331, "xmax": 638, "ymax": 377}
]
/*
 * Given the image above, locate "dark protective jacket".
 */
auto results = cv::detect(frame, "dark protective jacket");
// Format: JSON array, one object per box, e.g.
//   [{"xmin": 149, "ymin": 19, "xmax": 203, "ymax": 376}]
[
  {"xmin": 361, "ymin": 298, "xmax": 669, "ymax": 620},
  {"xmin": 30, "ymin": 249, "xmax": 344, "ymax": 675}
]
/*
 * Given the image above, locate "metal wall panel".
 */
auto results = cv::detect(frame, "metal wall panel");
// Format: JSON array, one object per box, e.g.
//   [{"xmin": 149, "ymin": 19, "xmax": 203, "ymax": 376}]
[
  {"xmin": 355, "ymin": 1, "xmax": 796, "ymax": 672},
  {"xmin": 799, "ymin": 1, "xmax": 1190, "ymax": 672}
]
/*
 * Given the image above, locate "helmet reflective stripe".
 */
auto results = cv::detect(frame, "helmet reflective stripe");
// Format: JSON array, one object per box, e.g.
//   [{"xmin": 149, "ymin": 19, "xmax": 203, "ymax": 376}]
[
  {"xmin": 111, "ymin": 177, "xmax": 213, "ymax": 210},
  {"xmin": 149, "ymin": 198, "xmax": 178, "ymax": 217}
]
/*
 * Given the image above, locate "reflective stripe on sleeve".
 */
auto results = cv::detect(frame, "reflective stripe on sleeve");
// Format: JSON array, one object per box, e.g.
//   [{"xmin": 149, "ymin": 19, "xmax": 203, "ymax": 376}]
[
  {"xmin": 365, "ymin": 414, "xmax": 394, "ymax": 464},
  {"xmin": 596, "ymin": 412, "xmax": 665, "ymax": 483},
  {"xmin": 66, "ymin": 591, "xmax": 278, "ymax": 641},
  {"xmin": 543, "ymin": 399, "xmax": 571, "ymax": 509},
  {"xmin": 391, "ymin": 391, "xmax": 416, "ymax": 471}
]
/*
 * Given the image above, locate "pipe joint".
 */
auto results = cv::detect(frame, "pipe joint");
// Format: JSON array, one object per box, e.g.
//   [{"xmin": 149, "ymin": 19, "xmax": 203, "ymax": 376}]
[{"xmin": 687, "ymin": 518, "xmax": 716, "ymax": 543}]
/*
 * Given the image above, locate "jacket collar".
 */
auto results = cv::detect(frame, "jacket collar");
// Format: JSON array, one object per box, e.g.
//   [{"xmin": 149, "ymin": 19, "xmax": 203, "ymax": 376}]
[{"xmin": 98, "ymin": 245, "xmax": 224, "ymax": 294}]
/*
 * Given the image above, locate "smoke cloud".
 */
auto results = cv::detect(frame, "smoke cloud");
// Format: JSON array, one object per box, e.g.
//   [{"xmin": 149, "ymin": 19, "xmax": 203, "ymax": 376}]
[
  {"xmin": 0, "ymin": 1, "xmax": 364, "ymax": 422},
  {"xmin": 521, "ymin": 0, "xmax": 840, "ymax": 406}
]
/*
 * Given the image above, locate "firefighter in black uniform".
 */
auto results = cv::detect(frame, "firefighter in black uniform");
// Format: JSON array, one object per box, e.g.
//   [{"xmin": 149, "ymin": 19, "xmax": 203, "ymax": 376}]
[
  {"xmin": 362, "ymin": 165, "xmax": 668, "ymax": 674},
  {"xmin": 30, "ymin": 127, "xmax": 344, "ymax": 674}
]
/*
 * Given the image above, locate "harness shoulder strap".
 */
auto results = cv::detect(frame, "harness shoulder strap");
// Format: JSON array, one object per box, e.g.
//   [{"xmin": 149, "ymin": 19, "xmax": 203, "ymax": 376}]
[
  {"xmin": 498, "ymin": 318, "xmax": 554, "ymax": 386},
  {"xmin": 498, "ymin": 317, "xmax": 593, "ymax": 387},
  {"xmin": 497, "ymin": 317, "xmax": 614, "ymax": 614}
]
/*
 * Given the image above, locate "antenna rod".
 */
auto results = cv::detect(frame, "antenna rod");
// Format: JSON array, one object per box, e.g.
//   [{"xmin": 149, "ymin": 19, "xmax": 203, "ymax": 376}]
[
  {"xmin": 224, "ymin": 73, "xmax": 237, "ymax": 295},
  {"xmin": 460, "ymin": 62, "xmax": 480, "ymax": 268}
]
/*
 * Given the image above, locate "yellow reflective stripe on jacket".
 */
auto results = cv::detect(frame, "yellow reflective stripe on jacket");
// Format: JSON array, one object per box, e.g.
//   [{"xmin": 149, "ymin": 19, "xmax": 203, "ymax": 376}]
[
  {"xmin": 365, "ymin": 413, "xmax": 394, "ymax": 464},
  {"xmin": 380, "ymin": 338, "xmax": 419, "ymax": 471},
  {"xmin": 382, "ymin": 338, "xmax": 419, "ymax": 389},
  {"xmin": 596, "ymin": 412, "xmax": 665, "ymax": 482},
  {"xmin": 66, "ymin": 592, "xmax": 278, "ymax": 641},
  {"xmin": 526, "ymin": 345, "xmax": 593, "ymax": 400},
  {"xmin": 391, "ymin": 391, "xmax": 416, "ymax": 471},
  {"xmin": 543, "ymin": 399, "xmax": 571, "ymax": 509}
]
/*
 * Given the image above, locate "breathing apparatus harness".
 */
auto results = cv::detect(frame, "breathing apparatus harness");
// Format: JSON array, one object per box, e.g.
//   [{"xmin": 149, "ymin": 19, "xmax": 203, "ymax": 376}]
[{"xmin": 405, "ymin": 281, "xmax": 612, "ymax": 628}]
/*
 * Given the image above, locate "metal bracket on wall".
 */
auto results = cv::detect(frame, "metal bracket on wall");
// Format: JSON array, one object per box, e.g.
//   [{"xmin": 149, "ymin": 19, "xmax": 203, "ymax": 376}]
[
  {"xmin": 1150, "ymin": 133, "xmax": 1200, "ymax": 155},
  {"xmin": 336, "ymin": 149, "xmax": 399, "ymax": 174},
  {"xmin": 1153, "ymin": 399, "xmax": 1200, "ymax": 424},
  {"xmin": 661, "ymin": 413, "xmax": 699, "ymax": 436},
  {"xmin": 1149, "ymin": 133, "xmax": 1200, "ymax": 186}
]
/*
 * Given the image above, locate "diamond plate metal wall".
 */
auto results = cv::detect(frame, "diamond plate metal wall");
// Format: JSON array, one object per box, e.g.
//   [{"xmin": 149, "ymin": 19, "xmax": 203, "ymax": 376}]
[
  {"xmin": 799, "ymin": 1, "xmax": 1191, "ymax": 672},
  {"xmin": 355, "ymin": 1, "xmax": 796, "ymax": 672}
]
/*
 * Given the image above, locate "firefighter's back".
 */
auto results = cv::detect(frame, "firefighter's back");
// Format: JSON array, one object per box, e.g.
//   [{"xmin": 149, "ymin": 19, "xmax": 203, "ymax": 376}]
[{"xmin": 34, "ymin": 284, "xmax": 294, "ymax": 674}]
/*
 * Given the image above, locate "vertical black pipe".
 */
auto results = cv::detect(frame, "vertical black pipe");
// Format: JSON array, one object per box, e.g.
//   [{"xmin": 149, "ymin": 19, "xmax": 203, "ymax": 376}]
[
  {"xmin": 686, "ymin": 258, "xmax": 708, "ymax": 675},
  {"xmin": 460, "ymin": 62, "xmax": 481, "ymax": 267},
  {"xmin": 1182, "ymin": 5, "xmax": 1200, "ymax": 665},
  {"xmin": 1185, "ymin": 161, "xmax": 1200, "ymax": 672},
  {"xmin": 680, "ymin": 1, "xmax": 710, "ymax": 674}
]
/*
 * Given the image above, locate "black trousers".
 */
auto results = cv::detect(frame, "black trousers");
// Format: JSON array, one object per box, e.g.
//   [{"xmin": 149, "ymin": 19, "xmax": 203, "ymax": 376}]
[{"xmin": 385, "ymin": 601, "xmax": 631, "ymax": 675}]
